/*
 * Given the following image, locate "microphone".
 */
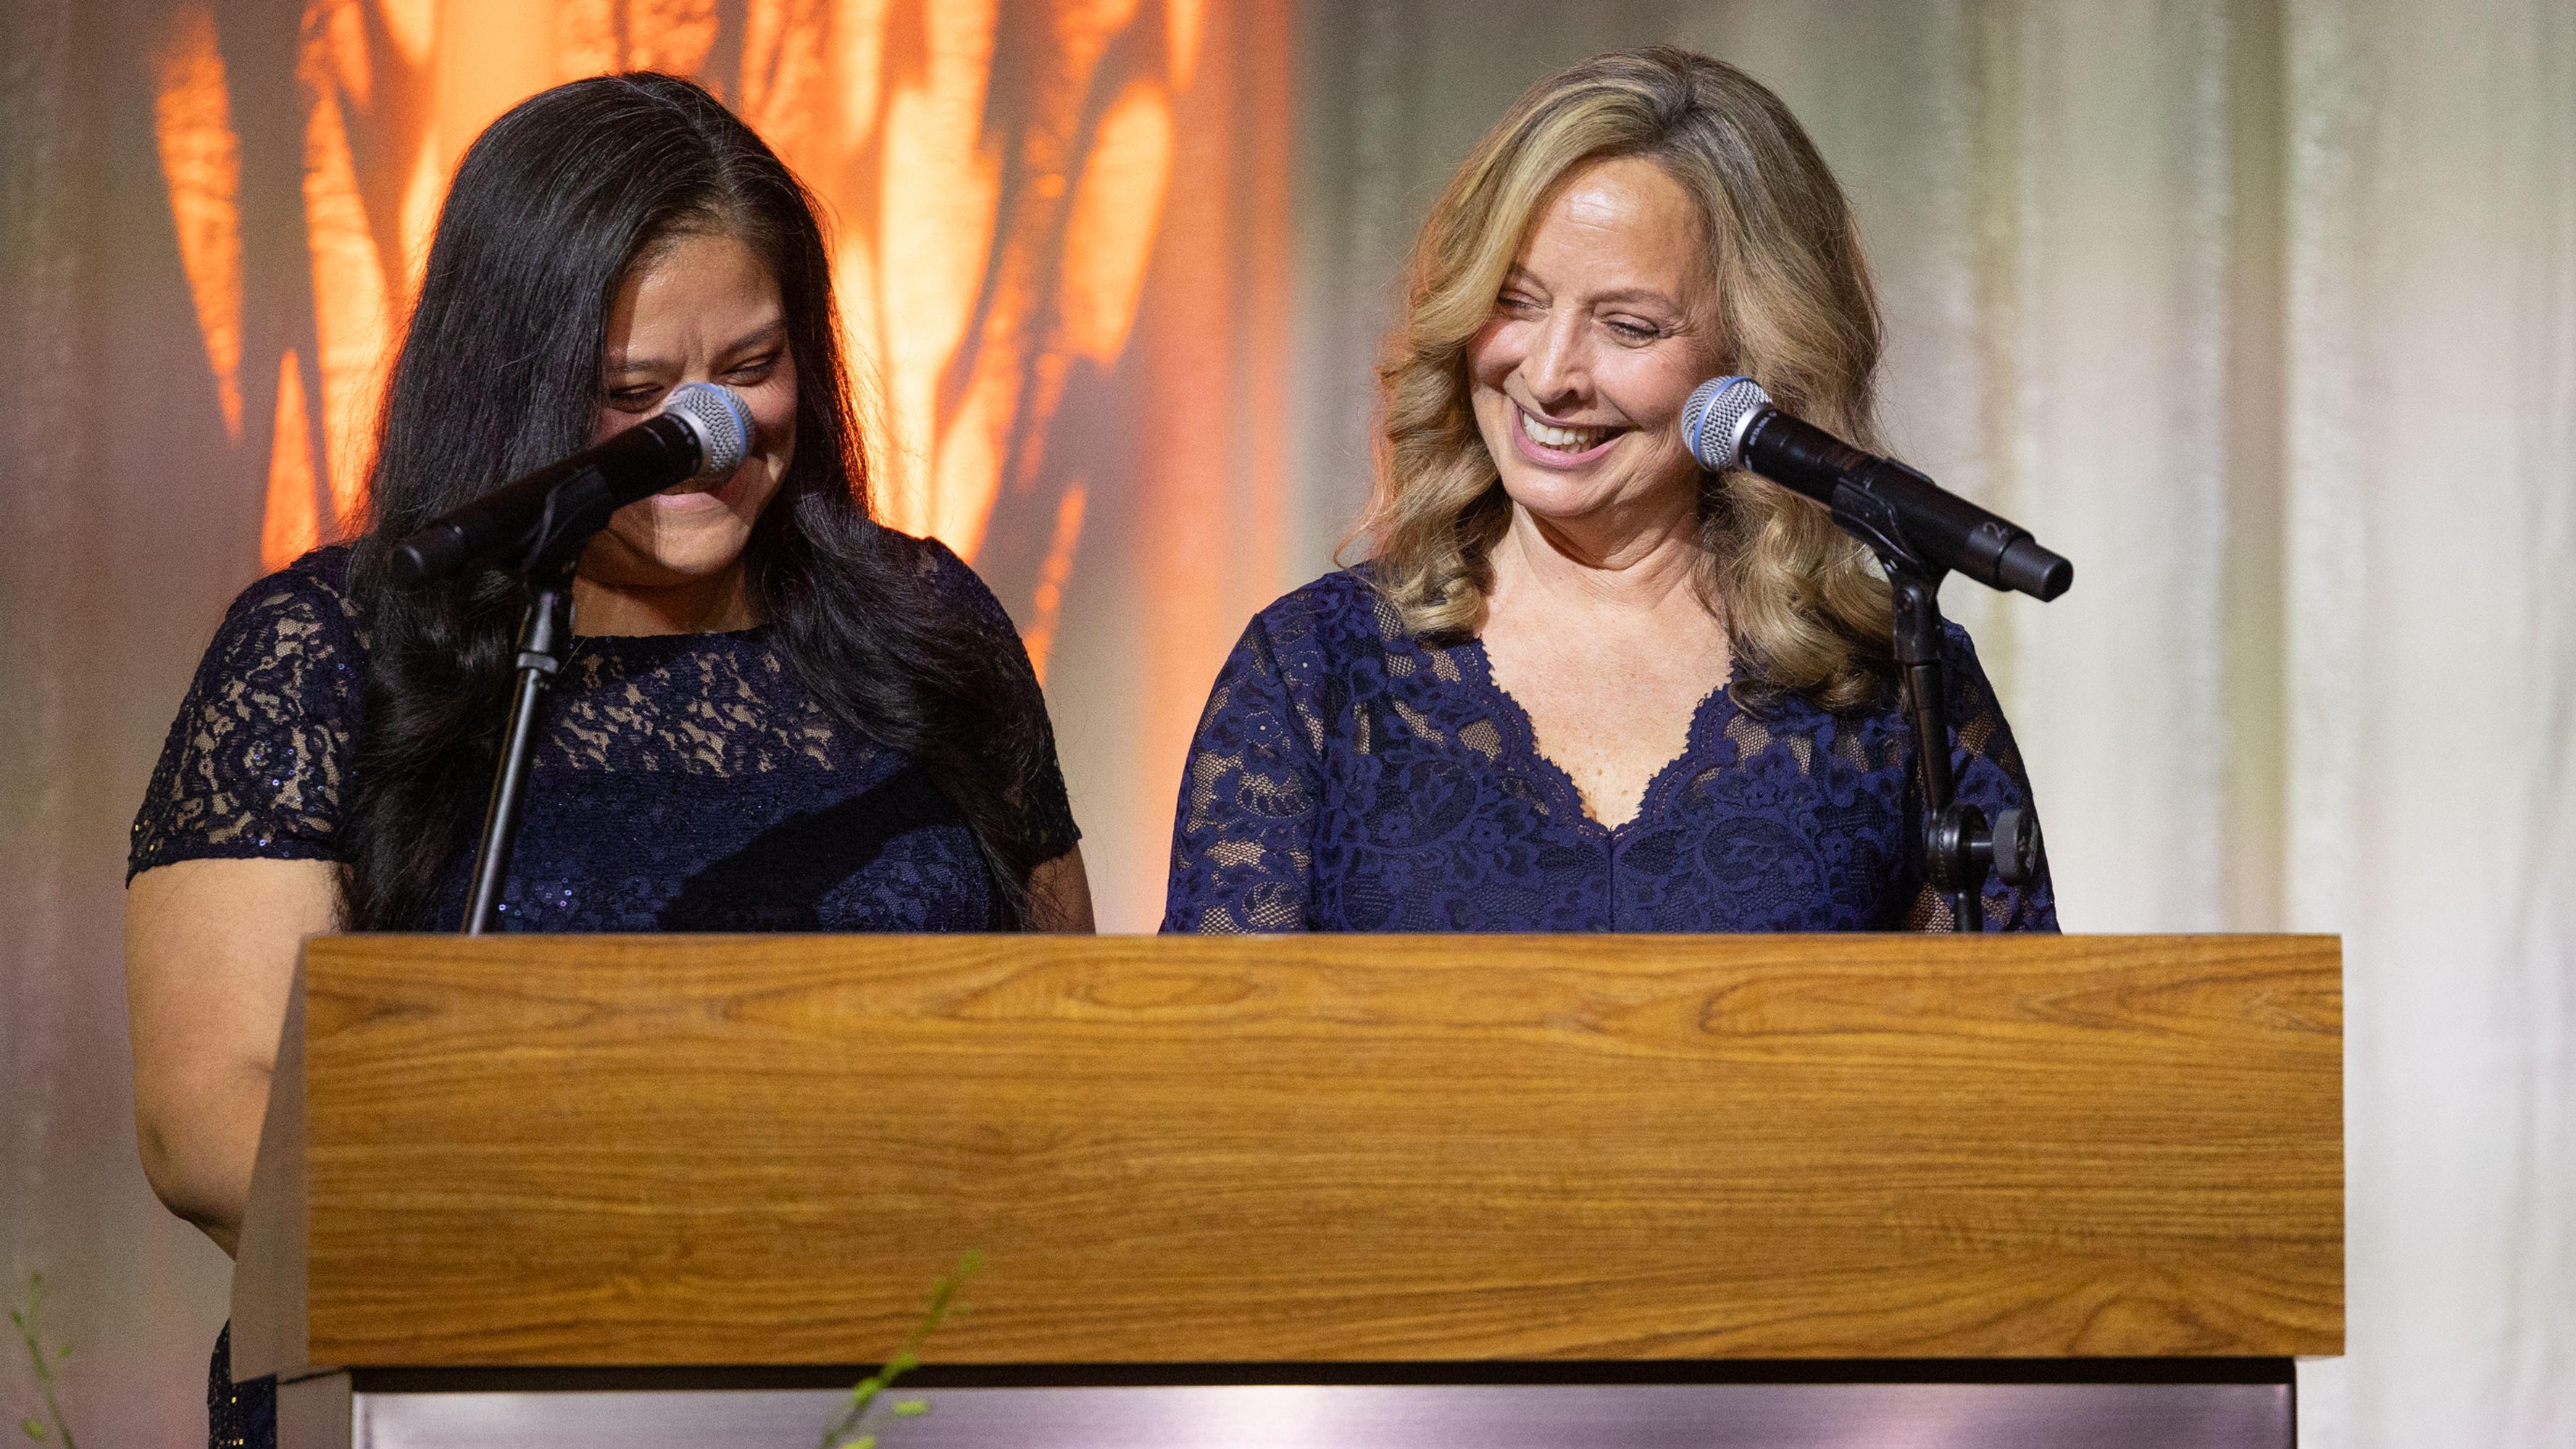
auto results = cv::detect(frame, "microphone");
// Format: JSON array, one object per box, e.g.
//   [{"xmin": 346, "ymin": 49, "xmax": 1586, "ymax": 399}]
[
  {"xmin": 387, "ymin": 381, "xmax": 754, "ymax": 590},
  {"xmin": 1681, "ymin": 376, "xmax": 2071, "ymax": 600}
]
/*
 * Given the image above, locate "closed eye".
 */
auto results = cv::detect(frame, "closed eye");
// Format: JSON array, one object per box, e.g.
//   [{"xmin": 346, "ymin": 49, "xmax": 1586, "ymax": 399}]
[{"xmin": 723, "ymin": 351, "xmax": 783, "ymax": 384}]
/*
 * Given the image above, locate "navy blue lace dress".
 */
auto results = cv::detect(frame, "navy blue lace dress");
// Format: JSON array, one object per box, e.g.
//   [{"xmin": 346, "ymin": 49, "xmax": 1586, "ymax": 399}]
[
  {"xmin": 133, "ymin": 539, "xmax": 1077, "ymax": 1449},
  {"xmin": 1162, "ymin": 569, "xmax": 2054, "ymax": 933}
]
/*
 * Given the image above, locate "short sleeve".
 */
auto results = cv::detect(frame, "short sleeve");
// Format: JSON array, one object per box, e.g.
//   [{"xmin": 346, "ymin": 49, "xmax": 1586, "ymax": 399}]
[
  {"xmin": 128, "ymin": 557, "xmax": 365, "ymax": 880},
  {"xmin": 1161, "ymin": 614, "xmax": 1323, "ymax": 932},
  {"xmin": 1896, "ymin": 624, "xmax": 2059, "ymax": 932},
  {"xmin": 914, "ymin": 537, "xmax": 1080, "ymax": 861}
]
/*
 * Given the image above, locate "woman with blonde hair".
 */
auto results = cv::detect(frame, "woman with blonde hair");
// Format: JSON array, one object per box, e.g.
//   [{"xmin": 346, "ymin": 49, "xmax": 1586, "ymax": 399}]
[{"xmin": 1162, "ymin": 46, "xmax": 2053, "ymax": 932}]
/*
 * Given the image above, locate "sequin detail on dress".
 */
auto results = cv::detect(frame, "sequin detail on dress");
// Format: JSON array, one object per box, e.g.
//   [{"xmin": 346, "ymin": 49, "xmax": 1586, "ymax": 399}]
[{"xmin": 1162, "ymin": 569, "xmax": 2054, "ymax": 933}]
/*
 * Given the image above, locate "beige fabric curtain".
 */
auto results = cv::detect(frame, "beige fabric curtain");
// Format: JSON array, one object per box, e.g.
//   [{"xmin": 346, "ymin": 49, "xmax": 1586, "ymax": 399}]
[
  {"xmin": 1293, "ymin": 1, "xmax": 2575, "ymax": 1442},
  {"xmin": 2280, "ymin": 3, "xmax": 2575, "ymax": 1442}
]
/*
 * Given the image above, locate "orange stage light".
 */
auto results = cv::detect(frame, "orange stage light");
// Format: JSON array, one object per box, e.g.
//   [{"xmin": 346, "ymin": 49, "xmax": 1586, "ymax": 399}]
[
  {"xmin": 188, "ymin": 0, "xmax": 1195, "ymax": 575},
  {"xmin": 157, "ymin": 0, "xmax": 1288, "ymax": 928},
  {"xmin": 297, "ymin": 0, "xmax": 398, "ymax": 531},
  {"xmin": 1023, "ymin": 481, "xmax": 1091, "ymax": 685},
  {"xmin": 151, "ymin": 2, "xmax": 245, "ymax": 442},
  {"xmin": 262, "ymin": 351, "xmax": 323, "ymax": 572}
]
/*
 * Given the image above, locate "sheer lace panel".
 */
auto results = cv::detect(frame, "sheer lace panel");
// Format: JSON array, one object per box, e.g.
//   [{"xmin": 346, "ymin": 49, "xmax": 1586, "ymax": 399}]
[
  {"xmin": 130, "ymin": 553, "xmax": 364, "ymax": 876},
  {"xmin": 1169, "ymin": 617, "xmax": 1322, "ymax": 933},
  {"xmin": 548, "ymin": 638, "xmax": 841, "ymax": 774}
]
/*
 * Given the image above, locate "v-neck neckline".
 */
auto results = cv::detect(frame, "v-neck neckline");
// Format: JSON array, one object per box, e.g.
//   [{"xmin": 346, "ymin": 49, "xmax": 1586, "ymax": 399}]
[{"xmin": 1457, "ymin": 637, "xmax": 1738, "ymax": 840}]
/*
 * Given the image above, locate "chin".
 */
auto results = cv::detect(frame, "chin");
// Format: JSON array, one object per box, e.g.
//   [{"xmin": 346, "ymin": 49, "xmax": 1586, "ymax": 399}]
[
  {"xmin": 651, "ymin": 546, "xmax": 755, "ymax": 582},
  {"xmin": 1495, "ymin": 461, "xmax": 1628, "ymax": 520},
  {"xmin": 594, "ymin": 524, "xmax": 756, "ymax": 585}
]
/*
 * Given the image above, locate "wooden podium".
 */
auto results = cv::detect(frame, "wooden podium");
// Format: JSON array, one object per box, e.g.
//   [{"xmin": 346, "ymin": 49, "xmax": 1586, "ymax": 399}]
[{"xmin": 235, "ymin": 934, "xmax": 2340, "ymax": 1448}]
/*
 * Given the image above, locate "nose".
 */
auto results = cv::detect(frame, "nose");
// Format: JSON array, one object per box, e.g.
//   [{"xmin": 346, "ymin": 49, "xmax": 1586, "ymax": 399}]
[{"xmin": 1520, "ymin": 306, "xmax": 1591, "ymax": 416}]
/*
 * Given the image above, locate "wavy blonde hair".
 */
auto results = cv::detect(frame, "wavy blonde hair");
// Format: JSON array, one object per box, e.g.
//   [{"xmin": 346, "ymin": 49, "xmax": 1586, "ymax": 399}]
[{"xmin": 1356, "ymin": 47, "xmax": 1893, "ymax": 709}]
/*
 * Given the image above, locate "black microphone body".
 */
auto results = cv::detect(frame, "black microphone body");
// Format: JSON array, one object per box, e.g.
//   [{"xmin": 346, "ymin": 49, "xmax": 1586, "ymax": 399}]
[
  {"xmin": 1742, "ymin": 410, "xmax": 2069, "ymax": 599},
  {"xmin": 1683, "ymin": 377, "xmax": 2072, "ymax": 600},
  {"xmin": 387, "ymin": 381, "xmax": 753, "ymax": 590},
  {"xmin": 388, "ymin": 414, "xmax": 699, "ymax": 589}
]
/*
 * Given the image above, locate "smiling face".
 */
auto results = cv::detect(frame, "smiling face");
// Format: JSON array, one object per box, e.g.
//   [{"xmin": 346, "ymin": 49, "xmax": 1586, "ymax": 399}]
[
  {"xmin": 576, "ymin": 227, "xmax": 800, "ymax": 596},
  {"xmin": 1467, "ymin": 156, "xmax": 1721, "ymax": 533}
]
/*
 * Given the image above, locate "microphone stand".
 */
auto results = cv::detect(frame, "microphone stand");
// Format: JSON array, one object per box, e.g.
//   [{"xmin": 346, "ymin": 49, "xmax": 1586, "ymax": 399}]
[
  {"xmin": 1681, "ymin": 377, "xmax": 2060, "ymax": 928},
  {"xmin": 462, "ymin": 558, "xmax": 576, "ymax": 935},
  {"xmin": 1831, "ymin": 507, "xmax": 2036, "ymax": 932},
  {"xmin": 1884, "ymin": 561, "xmax": 1984, "ymax": 932},
  {"xmin": 457, "ymin": 477, "xmax": 621, "ymax": 935},
  {"xmin": 1883, "ymin": 554, "xmax": 2054, "ymax": 931}
]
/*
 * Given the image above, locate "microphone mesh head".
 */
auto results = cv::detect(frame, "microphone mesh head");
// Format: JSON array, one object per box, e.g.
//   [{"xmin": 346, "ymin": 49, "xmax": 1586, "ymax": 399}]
[
  {"xmin": 662, "ymin": 382, "xmax": 755, "ymax": 480},
  {"xmin": 1680, "ymin": 375, "xmax": 1772, "ymax": 470}
]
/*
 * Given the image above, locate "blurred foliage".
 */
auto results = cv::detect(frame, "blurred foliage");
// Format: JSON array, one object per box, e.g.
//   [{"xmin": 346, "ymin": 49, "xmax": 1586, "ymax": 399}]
[
  {"xmin": 9, "ymin": 1274, "xmax": 75, "ymax": 1449},
  {"xmin": 815, "ymin": 1253, "xmax": 981, "ymax": 1449}
]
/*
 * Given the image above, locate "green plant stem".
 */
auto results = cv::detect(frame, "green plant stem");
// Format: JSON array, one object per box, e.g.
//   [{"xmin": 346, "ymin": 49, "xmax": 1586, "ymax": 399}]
[
  {"xmin": 9, "ymin": 1274, "xmax": 76, "ymax": 1449},
  {"xmin": 813, "ymin": 1254, "xmax": 979, "ymax": 1449}
]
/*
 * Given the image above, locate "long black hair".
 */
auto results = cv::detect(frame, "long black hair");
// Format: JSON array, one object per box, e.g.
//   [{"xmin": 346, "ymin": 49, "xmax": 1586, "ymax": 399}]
[{"xmin": 342, "ymin": 72, "xmax": 1046, "ymax": 929}]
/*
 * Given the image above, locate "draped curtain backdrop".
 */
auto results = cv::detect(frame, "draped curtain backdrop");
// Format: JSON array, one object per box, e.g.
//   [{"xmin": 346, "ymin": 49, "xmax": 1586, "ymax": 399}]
[{"xmin": 3, "ymin": 1, "xmax": 2569, "ymax": 1444}]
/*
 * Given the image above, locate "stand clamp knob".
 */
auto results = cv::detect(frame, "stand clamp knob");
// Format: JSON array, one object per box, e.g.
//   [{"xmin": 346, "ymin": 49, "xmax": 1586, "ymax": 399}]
[{"xmin": 1988, "ymin": 807, "xmax": 2041, "ymax": 888}]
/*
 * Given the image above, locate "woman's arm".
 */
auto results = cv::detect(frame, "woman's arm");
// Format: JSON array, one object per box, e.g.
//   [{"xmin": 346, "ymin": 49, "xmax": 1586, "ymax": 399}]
[
  {"xmin": 125, "ymin": 558, "xmax": 365, "ymax": 1253},
  {"xmin": 125, "ymin": 857, "xmax": 339, "ymax": 1257},
  {"xmin": 1162, "ymin": 617, "xmax": 1325, "ymax": 932}
]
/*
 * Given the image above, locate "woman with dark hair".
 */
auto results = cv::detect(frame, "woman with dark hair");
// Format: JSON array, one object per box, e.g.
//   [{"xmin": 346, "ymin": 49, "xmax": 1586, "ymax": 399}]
[
  {"xmin": 1164, "ymin": 48, "xmax": 2052, "ymax": 933},
  {"xmin": 124, "ymin": 74, "xmax": 1089, "ymax": 1446}
]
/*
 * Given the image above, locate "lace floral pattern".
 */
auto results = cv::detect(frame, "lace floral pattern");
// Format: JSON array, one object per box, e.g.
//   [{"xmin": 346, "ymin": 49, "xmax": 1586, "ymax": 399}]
[
  {"xmin": 131, "ymin": 541, "xmax": 1076, "ymax": 932},
  {"xmin": 1162, "ymin": 569, "xmax": 2056, "ymax": 933}
]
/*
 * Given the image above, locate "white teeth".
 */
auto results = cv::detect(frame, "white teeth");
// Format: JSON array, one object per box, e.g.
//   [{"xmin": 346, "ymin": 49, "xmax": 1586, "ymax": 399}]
[{"xmin": 1519, "ymin": 408, "xmax": 1612, "ymax": 451}]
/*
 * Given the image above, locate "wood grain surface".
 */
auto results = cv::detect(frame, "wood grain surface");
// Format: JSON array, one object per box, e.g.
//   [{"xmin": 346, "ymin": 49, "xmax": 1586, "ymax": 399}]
[{"xmin": 292, "ymin": 933, "xmax": 2341, "ymax": 1366}]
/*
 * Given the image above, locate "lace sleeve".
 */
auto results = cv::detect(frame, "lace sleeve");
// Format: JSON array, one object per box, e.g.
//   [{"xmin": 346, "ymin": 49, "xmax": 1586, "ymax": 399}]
[
  {"xmin": 1160, "ymin": 616, "xmax": 1322, "ymax": 932},
  {"xmin": 128, "ymin": 559, "xmax": 364, "ymax": 879},
  {"xmin": 1897, "ymin": 623, "xmax": 2059, "ymax": 931},
  {"xmin": 914, "ymin": 537, "xmax": 1080, "ymax": 860}
]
